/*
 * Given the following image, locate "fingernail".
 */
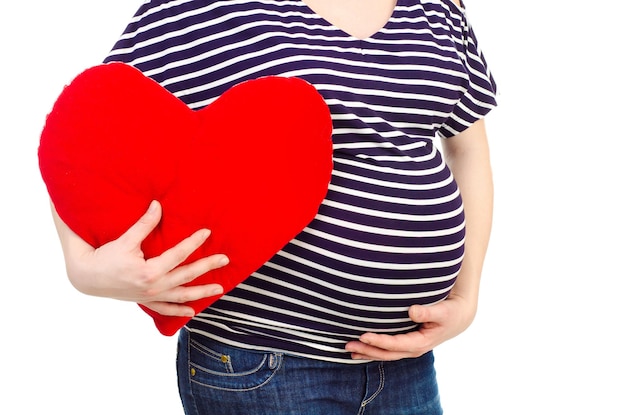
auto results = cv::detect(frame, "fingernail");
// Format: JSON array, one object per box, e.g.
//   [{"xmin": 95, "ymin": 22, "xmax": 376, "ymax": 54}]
[
  {"xmin": 211, "ymin": 285, "xmax": 224, "ymax": 296},
  {"xmin": 218, "ymin": 256, "xmax": 229, "ymax": 266},
  {"xmin": 148, "ymin": 200, "xmax": 158, "ymax": 213}
]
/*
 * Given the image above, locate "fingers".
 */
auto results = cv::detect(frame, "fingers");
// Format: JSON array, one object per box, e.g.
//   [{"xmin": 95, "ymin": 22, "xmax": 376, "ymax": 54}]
[
  {"xmin": 360, "ymin": 332, "xmax": 421, "ymax": 353},
  {"xmin": 148, "ymin": 229, "xmax": 219, "ymax": 275},
  {"xmin": 346, "ymin": 335, "xmax": 417, "ymax": 361},
  {"xmin": 346, "ymin": 305, "xmax": 442, "ymax": 361},
  {"xmin": 349, "ymin": 349, "xmax": 408, "ymax": 361},
  {"xmin": 125, "ymin": 205, "xmax": 229, "ymax": 301},
  {"xmin": 162, "ymin": 283, "xmax": 224, "ymax": 305},
  {"xmin": 141, "ymin": 301, "xmax": 196, "ymax": 317},
  {"xmin": 142, "ymin": 283, "xmax": 225, "ymax": 317},
  {"xmin": 143, "ymin": 253, "xmax": 228, "ymax": 303},
  {"xmin": 347, "ymin": 301, "xmax": 463, "ymax": 361},
  {"xmin": 165, "ymin": 254, "xmax": 230, "ymax": 288},
  {"xmin": 118, "ymin": 200, "xmax": 162, "ymax": 249},
  {"xmin": 121, "ymin": 200, "xmax": 228, "ymax": 281},
  {"xmin": 115, "ymin": 200, "xmax": 230, "ymax": 305},
  {"xmin": 346, "ymin": 331, "xmax": 430, "ymax": 361}
]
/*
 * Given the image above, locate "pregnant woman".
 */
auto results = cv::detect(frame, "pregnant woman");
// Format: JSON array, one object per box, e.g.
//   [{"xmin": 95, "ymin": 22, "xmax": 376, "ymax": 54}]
[{"xmin": 50, "ymin": 1, "xmax": 497, "ymax": 414}]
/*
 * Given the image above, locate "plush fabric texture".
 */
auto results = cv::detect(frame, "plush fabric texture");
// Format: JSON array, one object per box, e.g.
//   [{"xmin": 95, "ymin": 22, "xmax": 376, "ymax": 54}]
[{"xmin": 39, "ymin": 62, "xmax": 333, "ymax": 336}]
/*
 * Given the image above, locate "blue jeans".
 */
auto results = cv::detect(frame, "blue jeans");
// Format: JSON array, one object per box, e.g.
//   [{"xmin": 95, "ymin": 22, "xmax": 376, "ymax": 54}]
[{"xmin": 177, "ymin": 328, "xmax": 443, "ymax": 415}]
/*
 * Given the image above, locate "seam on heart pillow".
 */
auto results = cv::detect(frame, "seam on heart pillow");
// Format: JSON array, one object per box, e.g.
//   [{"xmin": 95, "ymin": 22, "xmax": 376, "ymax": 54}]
[{"xmin": 39, "ymin": 62, "xmax": 333, "ymax": 335}]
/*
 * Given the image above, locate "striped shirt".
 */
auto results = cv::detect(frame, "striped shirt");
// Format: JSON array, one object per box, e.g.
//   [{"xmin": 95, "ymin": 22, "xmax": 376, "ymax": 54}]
[{"xmin": 105, "ymin": 0, "xmax": 497, "ymax": 362}]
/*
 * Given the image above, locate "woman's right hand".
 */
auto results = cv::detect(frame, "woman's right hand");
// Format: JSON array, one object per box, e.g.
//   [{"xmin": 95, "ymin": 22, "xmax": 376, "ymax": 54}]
[{"xmin": 51, "ymin": 200, "xmax": 229, "ymax": 317}]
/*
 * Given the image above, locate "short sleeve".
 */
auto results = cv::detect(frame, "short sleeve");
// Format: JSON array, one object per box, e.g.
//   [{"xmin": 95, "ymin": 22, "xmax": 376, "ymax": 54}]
[
  {"xmin": 439, "ymin": 3, "xmax": 498, "ymax": 138},
  {"xmin": 103, "ymin": 0, "xmax": 176, "ymax": 70}
]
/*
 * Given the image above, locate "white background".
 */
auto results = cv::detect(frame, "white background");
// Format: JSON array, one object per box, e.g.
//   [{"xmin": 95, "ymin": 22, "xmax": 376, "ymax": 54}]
[{"xmin": 1, "ymin": 1, "xmax": 625, "ymax": 413}]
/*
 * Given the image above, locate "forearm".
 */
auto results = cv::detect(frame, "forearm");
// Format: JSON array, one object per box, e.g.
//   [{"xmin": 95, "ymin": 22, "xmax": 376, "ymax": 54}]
[
  {"xmin": 442, "ymin": 119, "xmax": 494, "ymax": 314},
  {"xmin": 50, "ymin": 202, "xmax": 99, "ymax": 292}
]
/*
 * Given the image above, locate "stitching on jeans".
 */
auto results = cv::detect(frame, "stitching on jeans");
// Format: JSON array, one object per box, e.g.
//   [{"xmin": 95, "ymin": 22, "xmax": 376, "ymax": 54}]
[
  {"xmin": 183, "ymin": 328, "xmax": 201, "ymax": 415},
  {"xmin": 189, "ymin": 352, "xmax": 284, "ymax": 392},
  {"xmin": 361, "ymin": 362, "xmax": 386, "ymax": 408}
]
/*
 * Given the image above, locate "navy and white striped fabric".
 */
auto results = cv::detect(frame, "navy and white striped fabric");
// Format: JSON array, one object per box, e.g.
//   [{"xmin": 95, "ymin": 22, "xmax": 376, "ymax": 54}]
[{"xmin": 105, "ymin": 0, "xmax": 497, "ymax": 362}]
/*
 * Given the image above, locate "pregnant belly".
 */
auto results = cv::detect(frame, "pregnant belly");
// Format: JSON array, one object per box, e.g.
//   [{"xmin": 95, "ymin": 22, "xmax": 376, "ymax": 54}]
[{"xmin": 238, "ymin": 146, "xmax": 465, "ymax": 335}]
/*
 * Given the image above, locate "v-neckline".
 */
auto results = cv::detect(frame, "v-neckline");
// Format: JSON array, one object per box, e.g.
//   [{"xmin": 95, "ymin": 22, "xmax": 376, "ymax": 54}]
[{"xmin": 298, "ymin": 0, "xmax": 400, "ymax": 41}]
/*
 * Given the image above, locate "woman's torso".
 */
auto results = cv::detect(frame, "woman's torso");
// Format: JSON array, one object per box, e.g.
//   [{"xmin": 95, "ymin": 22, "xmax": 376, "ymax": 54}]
[{"xmin": 105, "ymin": 0, "xmax": 496, "ymax": 362}]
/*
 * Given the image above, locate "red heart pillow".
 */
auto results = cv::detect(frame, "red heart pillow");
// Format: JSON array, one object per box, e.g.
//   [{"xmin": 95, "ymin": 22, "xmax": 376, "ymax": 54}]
[{"xmin": 39, "ymin": 62, "xmax": 333, "ymax": 336}]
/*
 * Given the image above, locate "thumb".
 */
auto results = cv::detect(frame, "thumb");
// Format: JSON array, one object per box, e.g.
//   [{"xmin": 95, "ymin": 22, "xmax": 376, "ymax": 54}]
[
  {"xmin": 118, "ymin": 200, "xmax": 162, "ymax": 249},
  {"xmin": 408, "ymin": 304, "xmax": 438, "ymax": 324}
]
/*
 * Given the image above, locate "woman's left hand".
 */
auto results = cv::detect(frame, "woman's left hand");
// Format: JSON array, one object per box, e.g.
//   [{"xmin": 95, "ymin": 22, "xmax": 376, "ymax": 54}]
[{"xmin": 344, "ymin": 293, "xmax": 477, "ymax": 361}]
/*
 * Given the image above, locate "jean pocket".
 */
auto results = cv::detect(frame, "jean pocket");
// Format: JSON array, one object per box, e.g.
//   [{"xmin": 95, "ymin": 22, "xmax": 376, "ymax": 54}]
[{"xmin": 187, "ymin": 334, "xmax": 282, "ymax": 391}]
